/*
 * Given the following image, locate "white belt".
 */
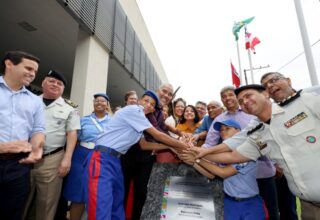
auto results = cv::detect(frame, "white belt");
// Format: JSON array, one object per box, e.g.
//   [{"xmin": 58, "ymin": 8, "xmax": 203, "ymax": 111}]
[{"xmin": 80, "ymin": 142, "xmax": 95, "ymax": 149}]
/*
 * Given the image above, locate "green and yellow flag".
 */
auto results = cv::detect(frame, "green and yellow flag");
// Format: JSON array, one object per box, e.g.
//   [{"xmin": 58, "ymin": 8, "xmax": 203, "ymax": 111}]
[{"xmin": 232, "ymin": 17, "xmax": 255, "ymax": 41}]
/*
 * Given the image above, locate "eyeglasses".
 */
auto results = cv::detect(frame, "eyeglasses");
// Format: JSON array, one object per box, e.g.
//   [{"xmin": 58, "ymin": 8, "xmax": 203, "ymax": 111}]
[{"xmin": 262, "ymin": 76, "xmax": 284, "ymax": 88}]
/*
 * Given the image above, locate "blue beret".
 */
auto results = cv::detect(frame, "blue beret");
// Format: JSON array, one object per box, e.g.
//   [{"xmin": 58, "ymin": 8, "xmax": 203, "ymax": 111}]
[
  {"xmin": 94, "ymin": 93, "xmax": 110, "ymax": 101},
  {"xmin": 214, "ymin": 119, "xmax": 241, "ymax": 131},
  {"xmin": 47, "ymin": 70, "xmax": 67, "ymax": 86},
  {"xmin": 143, "ymin": 90, "xmax": 159, "ymax": 109}
]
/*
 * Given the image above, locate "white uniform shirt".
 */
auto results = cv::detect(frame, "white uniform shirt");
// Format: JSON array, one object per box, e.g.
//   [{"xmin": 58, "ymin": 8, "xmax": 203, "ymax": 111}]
[
  {"xmin": 42, "ymin": 96, "xmax": 80, "ymax": 153},
  {"xmin": 237, "ymin": 92, "xmax": 320, "ymax": 202}
]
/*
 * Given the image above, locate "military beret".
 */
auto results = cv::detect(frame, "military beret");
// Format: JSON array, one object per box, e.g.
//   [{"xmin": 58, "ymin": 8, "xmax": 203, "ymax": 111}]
[
  {"xmin": 46, "ymin": 70, "xmax": 67, "ymax": 86},
  {"xmin": 234, "ymin": 84, "xmax": 266, "ymax": 96}
]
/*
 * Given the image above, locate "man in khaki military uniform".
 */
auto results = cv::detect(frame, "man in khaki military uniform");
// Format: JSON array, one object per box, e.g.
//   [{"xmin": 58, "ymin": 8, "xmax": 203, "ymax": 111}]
[{"xmin": 24, "ymin": 70, "xmax": 80, "ymax": 220}]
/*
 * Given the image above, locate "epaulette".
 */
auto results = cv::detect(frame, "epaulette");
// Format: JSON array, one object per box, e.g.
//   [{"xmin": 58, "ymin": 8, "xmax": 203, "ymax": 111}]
[
  {"xmin": 247, "ymin": 123, "xmax": 263, "ymax": 135},
  {"xmin": 64, "ymin": 98, "xmax": 78, "ymax": 108}
]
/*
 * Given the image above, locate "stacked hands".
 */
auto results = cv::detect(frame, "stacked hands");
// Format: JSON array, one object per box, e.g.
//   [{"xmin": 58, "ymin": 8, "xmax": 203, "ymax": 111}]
[{"xmin": 169, "ymin": 136, "xmax": 209, "ymax": 166}]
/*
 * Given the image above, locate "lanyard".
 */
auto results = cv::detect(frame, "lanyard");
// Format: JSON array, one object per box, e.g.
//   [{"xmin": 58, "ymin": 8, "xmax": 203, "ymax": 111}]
[{"xmin": 90, "ymin": 116, "xmax": 104, "ymax": 133}]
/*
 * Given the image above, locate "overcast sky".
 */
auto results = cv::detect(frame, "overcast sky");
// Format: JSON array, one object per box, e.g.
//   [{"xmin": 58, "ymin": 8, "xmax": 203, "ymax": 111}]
[{"xmin": 136, "ymin": 0, "xmax": 320, "ymax": 104}]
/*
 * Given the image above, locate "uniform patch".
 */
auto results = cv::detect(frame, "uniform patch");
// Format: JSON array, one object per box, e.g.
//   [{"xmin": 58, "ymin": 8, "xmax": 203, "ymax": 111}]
[
  {"xmin": 256, "ymin": 140, "xmax": 267, "ymax": 150},
  {"xmin": 306, "ymin": 136, "xmax": 316, "ymax": 143},
  {"xmin": 284, "ymin": 112, "xmax": 308, "ymax": 128}
]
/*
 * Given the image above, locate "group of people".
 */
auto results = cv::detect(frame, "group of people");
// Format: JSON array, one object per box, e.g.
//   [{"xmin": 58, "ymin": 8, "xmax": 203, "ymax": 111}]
[{"xmin": 0, "ymin": 49, "xmax": 320, "ymax": 220}]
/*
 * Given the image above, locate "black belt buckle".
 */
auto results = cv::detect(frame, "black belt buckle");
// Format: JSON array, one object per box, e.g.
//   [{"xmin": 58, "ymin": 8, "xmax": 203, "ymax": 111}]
[
  {"xmin": 225, "ymin": 194, "xmax": 257, "ymax": 202},
  {"xmin": 43, "ymin": 147, "xmax": 64, "ymax": 157},
  {"xmin": 95, "ymin": 146, "xmax": 121, "ymax": 158}
]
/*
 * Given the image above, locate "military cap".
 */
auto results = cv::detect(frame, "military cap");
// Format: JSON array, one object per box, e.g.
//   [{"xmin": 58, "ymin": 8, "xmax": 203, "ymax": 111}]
[
  {"xmin": 234, "ymin": 84, "xmax": 266, "ymax": 96},
  {"xmin": 47, "ymin": 70, "xmax": 67, "ymax": 86}
]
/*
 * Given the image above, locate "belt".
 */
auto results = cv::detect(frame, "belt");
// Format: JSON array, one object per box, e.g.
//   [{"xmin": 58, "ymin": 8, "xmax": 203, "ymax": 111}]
[
  {"xmin": 80, "ymin": 142, "xmax": 95, "ymax": 149},
  {"xmin": 225, "ymin": 193, "xmax": 259, "ymax": 202},
  {"xmin": 0, "ymin": 152, "xmax": 29, "ymax": 160},
  {"xmin": 43, "ymin": 147, "xmax": 64, "ymax": 157},
  {"xmin": 94, "ymin": 146, "xmax": 122, "ymax": 158}
]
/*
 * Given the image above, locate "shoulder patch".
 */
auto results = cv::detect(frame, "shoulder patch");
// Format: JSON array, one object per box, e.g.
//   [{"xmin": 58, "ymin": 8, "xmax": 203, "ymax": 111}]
[
  {"xmin": 64, "ymin": 98, "xmax": 78, "ymax": 108},
  {"xmin": 247, "ymin": 123, "xmax": 263, "ymax": 135}
]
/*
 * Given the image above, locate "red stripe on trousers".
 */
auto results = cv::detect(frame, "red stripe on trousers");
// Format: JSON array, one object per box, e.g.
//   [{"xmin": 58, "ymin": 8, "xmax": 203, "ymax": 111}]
[
  {"xmin": 88, "ymin": 151, "xmax": 101, "ymax": 220},
  {"xmin": 262, "ymin": 199, "xmax": 269, "ymax": 220}
]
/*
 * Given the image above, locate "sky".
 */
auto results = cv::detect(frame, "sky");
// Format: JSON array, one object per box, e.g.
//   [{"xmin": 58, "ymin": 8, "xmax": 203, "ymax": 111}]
[{"xmin": 136, "ymin": 0, "xmax": 320, "ymax": 105}]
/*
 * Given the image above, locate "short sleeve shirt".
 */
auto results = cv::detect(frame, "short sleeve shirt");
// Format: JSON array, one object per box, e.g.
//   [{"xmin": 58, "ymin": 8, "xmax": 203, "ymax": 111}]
[
  {"xmin": 224, "ymin": 161, "xmax": 259, "ymax": 198},
  {"xmin": 238, "ymin": 94, "xmax": 320, "ymax": 201},
  {"xmin": 95, "ymin": 105, "xmax": 153, "ymax": 154},
  {"xmin": 43, "ymin": 96, "xmax": 80, "ymax": 153},
  {"xmin": 78, "ymin": 113, "xmax": 109, "ymax": 142}
]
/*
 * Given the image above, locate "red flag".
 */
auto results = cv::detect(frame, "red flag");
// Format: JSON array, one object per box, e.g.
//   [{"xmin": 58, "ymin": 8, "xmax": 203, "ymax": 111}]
[
  {"xmin": 231, "ymin": 62, "xmax": 240, "ymax": 88},
  {"xmin": 245, "ymin": 32, "xmax": 261, "ymax": 53}
]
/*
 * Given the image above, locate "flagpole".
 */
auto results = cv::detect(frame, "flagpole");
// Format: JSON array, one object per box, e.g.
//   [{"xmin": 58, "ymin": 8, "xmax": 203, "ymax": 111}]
[
  {"xmin": 247, "ymin": 49, "xmax": 254, "ymax": 83},
  {"xmin": 293, "ymin": 0, "xmax": 319, "ymax": 85},
  {"xmin": 245, "ymin": 26, "xmax": 255, "ymax": 83},
  {"xmin": 236, "ymin": 41, "xmax": 243, "ymax": 85}
]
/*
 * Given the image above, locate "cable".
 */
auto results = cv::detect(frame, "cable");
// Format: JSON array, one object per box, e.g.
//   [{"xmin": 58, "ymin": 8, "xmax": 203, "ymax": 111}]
[{"xmin": 277, "ymin": 38, "xmax": 320, "ymax": 71}]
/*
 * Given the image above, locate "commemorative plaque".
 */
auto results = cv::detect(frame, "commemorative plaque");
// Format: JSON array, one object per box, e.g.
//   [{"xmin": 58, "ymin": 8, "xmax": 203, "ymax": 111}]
[{"xmin": 160, "ymin": 176, "xmax": 215, "ymax": 220}]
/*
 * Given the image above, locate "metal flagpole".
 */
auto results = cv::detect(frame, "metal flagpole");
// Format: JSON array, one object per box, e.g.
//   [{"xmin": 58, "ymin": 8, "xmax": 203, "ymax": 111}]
[
  {"xmin": 236, "ymin": 41, "xmax": 243, "ymax": 85},
  {"xmin": 245, "ymin": 26, "xmax": 254, "ymax": 83},
  {"xmin": 247, "ymin": 49, "xmax": 254, "ymax": 83},
  {"xmin": 293, "ymin": 0, "xmax": 319, "ymax": 85}
]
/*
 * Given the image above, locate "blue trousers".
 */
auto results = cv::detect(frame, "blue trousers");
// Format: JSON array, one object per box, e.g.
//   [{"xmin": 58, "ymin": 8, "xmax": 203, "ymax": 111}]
[
  {"xmin": 85, "ymin": 150, "xmax": 125, "ymax": 220},
  {"xmin": 224, "ymin": 195, "xmax": 267, "ymax": 220}
]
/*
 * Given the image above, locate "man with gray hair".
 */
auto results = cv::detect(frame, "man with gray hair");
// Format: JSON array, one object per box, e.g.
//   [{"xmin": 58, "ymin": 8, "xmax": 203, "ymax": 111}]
[{"xmin": 192, "ymin": 100, "xmax": 224, "ymax": 144}]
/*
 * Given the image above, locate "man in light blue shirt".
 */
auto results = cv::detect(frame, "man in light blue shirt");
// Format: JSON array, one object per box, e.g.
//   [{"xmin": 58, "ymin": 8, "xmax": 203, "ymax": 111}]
[{"xmin": 0, "ymin": 51, "xmax": 45, "ymax": 220}]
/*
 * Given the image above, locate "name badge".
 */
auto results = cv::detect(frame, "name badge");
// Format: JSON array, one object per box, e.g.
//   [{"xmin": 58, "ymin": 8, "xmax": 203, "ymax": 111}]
[{"xmin": 284, "ymin": 112, "xmax": 308, "ymax": 128}]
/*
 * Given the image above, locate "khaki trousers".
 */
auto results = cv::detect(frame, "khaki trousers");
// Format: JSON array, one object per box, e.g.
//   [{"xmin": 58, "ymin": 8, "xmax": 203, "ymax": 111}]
[
  {"xmin": 301, "ymin": 199, "xmax": 320, "ymax": 220},
  {"xmin": 24, "ymin": 150, "xmax": 64, "ymax": 220}
]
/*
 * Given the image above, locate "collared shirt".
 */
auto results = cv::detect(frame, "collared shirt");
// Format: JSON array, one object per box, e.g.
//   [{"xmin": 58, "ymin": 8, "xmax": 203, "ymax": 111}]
[
  {"xmin": 237, "ymin": 92, "xmax": 320, "ymax": 201},
  {"xmin": 78, "ymin": 113, "xmax": 109, "ymax": 142},
  {"xmin": 203, "ymin": 109, "xmax": 254, "ymax": 148},
  {"xmin": 42, "ymin": 96, "xmax": 80, "ymax": 153},
  {"xmin": 0, "ymin": 76, "xmax": 45, "ymax": 142},
  {"xmin": 224, "ymin": 161, "xmax": 259, "ymax": 198},
  {"xmin": 95, "ymin": 105, "xmax": 153, "ymax": 154},
  {"xmin": 223, "ymin": 118, "xmax": 276, "ymax": 178},
  {"xmin": 195, "ymin": 115, "xmax": 213, "ymax": 134}
]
